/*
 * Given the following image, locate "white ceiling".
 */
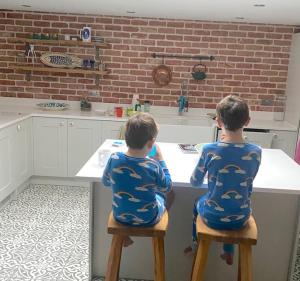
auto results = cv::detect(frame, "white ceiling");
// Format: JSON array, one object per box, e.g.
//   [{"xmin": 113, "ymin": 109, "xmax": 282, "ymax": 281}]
[{"xmin": 1, "ymin": 0, "xmax": 300, "ymax": 25}]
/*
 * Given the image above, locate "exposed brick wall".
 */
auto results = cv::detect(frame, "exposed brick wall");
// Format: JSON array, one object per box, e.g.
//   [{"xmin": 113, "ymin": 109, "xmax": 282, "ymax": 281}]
[{"xmin": 0, "ymin": 10, "xmax": 299, "ymax": 111}]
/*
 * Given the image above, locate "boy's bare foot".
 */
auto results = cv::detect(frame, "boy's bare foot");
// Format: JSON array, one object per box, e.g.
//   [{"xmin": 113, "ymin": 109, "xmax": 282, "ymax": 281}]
[
  {"xmin": 184, "ymin": 246, "xmax": 194, "ymax": 258},
  {"xmin": 220, "ymin": 252, "xmax": 233, "ymax": 265},
  {"xmin": 123, "ymin": 236, "xmax": 134, "ymax": 247}
]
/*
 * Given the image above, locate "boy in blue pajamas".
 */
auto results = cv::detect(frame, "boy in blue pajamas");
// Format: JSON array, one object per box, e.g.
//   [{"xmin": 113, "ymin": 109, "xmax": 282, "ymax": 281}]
[
  {"xmin": 185, "ymin": 95, "xmax": 261, "ymax": 265},
  {"xmin": 102, "ymin": 113, "xmax": 172, "ymax": 246}
]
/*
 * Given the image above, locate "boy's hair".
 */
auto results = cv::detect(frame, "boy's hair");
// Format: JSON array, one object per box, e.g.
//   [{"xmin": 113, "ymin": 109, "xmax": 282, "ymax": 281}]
[
  {"xmin": 125, "ymin": 113, "xmax": 158, "ymax": 149},
  {"xmin": 216, "ymin": 95, "xmax": 249, "ymax": 131}
]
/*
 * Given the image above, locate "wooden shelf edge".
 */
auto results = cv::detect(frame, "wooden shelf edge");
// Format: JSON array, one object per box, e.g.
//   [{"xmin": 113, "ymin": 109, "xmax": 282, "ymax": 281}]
[
  {"xmin": 9, "ymin": 37, "xmax": 110, "ymax": 49},
  {"xmin": 8, "ymin": 65, "xmax": 110, "ymax": 75}
]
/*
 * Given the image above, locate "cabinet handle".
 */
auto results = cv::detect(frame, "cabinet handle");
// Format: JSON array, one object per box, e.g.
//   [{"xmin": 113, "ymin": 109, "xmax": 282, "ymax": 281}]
[
  {"xmin": 273, "ymin": 134, "xmax": 278, "ymax": 139},
  {"xmin": 17, "ymin": 124, "xmax": 21, "ymax": 131},
  {"xmin": 244, "ymin": 136, "xmax": 248, "ymax": 140},
  {"xmin": 69, "ymin": 121, "xmax": 74, "ymax": 127}
]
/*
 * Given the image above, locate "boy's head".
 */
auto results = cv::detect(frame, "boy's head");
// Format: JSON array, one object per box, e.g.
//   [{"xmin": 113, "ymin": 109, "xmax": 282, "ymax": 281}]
[
  {"xmin": 125, "ymin": 113, "xmax": 158, "ymax": 150},
  {"xmin": 216, "ymin": 95, "xmax": 250, "ymax": 131}
]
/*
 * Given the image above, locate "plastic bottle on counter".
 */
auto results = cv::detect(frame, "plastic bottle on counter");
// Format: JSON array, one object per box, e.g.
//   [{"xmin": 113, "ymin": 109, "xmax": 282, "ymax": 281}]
[{"xmin": 143, "ymin": 100, "xmax": 151, "ymax": 112}]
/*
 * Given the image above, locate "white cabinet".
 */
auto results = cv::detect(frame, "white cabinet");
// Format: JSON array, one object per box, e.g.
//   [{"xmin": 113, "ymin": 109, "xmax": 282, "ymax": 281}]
[
  {"xmin": 33, "ymin": 117, "xmax": 68, "ymax": 177},
  {"xmin": 270, "ymin": 130, "xmax": 297, "ymax": 158},
  {"xmin": 68, "ymin": 119, "xmax": 102, "ymax": 176},
  {"xmin": 157, "ymin": 124, "xmax": 215, "ymax": 143},
  {"xmin": 11, "ymin": 119, "xmax": 32, "ymax": 186},
  {"xmin": 101, "ymin": 121, "xmax": 125, "ymax": 142},
  {"xmin": 0, "ymin": 126, "xmax": 13, "ymax": 201},
  {"xmin": 0, "ymin": 118, "xmax": 32, "ymax": 202},
  {"xmin": 33, "ymin": 117, "xmax": 104, "ymax": 177}
]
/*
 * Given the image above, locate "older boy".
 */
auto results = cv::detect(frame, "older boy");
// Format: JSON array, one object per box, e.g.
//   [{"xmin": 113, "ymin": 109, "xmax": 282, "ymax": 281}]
[
  {"xmin": 102, "ymin": 113, "xmax": 172, "ymax": 246},
  {"xmin": 186, "ymin": 95, "xmax": 261, "ymax": 264}
]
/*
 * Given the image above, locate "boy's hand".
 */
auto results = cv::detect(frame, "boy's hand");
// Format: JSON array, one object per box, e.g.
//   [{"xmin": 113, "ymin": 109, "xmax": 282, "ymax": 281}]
[{"xmin": 153, "ymin": 144, "xmax": 164, "ymax": 161}]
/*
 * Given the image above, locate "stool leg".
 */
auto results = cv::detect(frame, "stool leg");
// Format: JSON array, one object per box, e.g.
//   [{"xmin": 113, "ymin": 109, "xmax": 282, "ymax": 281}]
[
  {"xmin": 105, "ymin": 235, "xmax": 124, "ymax": 281},
  {"xmin": 240, "ymin": 244, "xmax": 252, "ymax": 281},
  {"xmin": 152, "ymin": 237, "xmax": 165, "ymax": 281},
  {"xmin": 191, "ymin": 239, "xmax": 211, "ymax": 281},
  {"xmin": 238, "ymin": 244, "xmax": 241, "ymax": 281}
]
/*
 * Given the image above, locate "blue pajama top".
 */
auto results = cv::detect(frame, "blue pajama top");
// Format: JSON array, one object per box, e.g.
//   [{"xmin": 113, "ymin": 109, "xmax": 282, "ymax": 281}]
[
  {"xmin": 191, "ymin": 142, "xmax": 261, "ymax": 230},
  {"xmin": 102, "ymin": 152, "xmax": 172, "ymax": 226}
]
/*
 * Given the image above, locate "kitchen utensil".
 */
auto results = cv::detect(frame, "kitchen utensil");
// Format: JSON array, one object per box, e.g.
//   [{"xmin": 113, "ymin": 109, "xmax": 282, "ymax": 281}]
[
  {"xmin": 152, "ymin": 62, "xmax": 172, "ymax": 87},
  {"xmin": 192, "ymin": 63, "xmax": 207, "ymax": 80}
]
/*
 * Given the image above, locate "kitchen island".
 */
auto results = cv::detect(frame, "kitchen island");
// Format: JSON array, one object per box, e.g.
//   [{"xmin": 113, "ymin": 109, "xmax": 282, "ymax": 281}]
[{"xmin": 78, "ymin": 140, "xmax": 300, "ymax": 281}]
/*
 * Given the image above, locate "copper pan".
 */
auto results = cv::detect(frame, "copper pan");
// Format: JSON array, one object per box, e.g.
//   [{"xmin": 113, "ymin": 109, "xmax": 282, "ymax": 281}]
[{"xmin": 152, "ymin": 64, "xmax": 172, "ymax": 87}]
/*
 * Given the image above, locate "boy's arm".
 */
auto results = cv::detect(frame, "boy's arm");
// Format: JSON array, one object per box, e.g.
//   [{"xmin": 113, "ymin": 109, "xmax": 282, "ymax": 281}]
[
  {"xmin": 190, "ymin": 149, "xmax": 207, "ymax": 187},
  {"xmin": 248, "ymin": 148, "xmax": 262, "ymax": 196},
  {"xmin": 102, "ymin": 156, "xmax": 112, "ymax": 187},
  {"xmin": 155, "ymin": 160, "xmax": 172, "ymax": 193}
]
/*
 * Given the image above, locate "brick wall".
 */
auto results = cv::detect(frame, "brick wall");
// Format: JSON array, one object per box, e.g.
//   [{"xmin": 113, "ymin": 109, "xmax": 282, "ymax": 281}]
[{"xmin": 0, "ymin": 10, "xmax": 299, "ymax": 111}]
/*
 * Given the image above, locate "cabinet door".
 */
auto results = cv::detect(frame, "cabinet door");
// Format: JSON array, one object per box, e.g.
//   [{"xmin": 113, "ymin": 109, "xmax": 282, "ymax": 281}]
[
  {"xmin": 11, "ymin": 119, "xmax": 32, "ymax": 185},
  {"xmin": 33, "ymin": 117, "xmax": 67, "ymax": 177},
  {"xmin": 0, "ymin": 127, "xmax": 13, "ymax": 202},
  {"xmin": 68, "ymin": 119, "xmax": 101, "ymax": 176},
  {"xmin": 271, "ymin": 130, "xmax": 298, "ymax": 158},
  {"xmin": 101, "ymin": 121, "xmax": 125, "ymax": 143}
]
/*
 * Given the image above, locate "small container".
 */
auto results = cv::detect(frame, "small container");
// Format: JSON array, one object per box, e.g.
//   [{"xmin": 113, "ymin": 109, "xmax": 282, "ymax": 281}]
[
  {"xmin": 115, "ymin": 107, "xmax": 123, "ymax": 118},
  {"xmin": 148, "ymin": 144, "xmax": 157, "ymax": 158},
  {"xmin": 143, "ymin": 100, "xmax": 151, "ymax": 112},
  {"xmin": 98, "ymin": 149, "xmax": 111, "ymax": 167}
]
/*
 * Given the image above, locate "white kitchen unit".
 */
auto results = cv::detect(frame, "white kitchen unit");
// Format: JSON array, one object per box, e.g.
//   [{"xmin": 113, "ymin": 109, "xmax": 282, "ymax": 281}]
[
  {"xmin": 100, "ymin": 120, "xmax": 125, "ymax": 142},
  {"xmin": 77, "ymin": 140, "xmax": 300, "ymax": 281},
  {"xmin": 11, "ymin": 119, "xmax": 32, "ymax": 187},
  {"xmin": 68, "ymin": 119, "xmax": 102, "ymax": 176},
  {"xmin": 0, "ymin": 126, "xmax": 13, "ymax": 202},
  {"xmin": 33, "ymin": 117, "xmax": 68, "ymax": 177},
  {"xmin": 271, "ymin": 130, "xmax": 298, "ymax": 158},
  {"xmin": 33, "ymin": 117, "xmax": 125, "ymax": 177},
  {"xmin": 0, "ymin": 118, "xmax": 32, "ymax": 202}
]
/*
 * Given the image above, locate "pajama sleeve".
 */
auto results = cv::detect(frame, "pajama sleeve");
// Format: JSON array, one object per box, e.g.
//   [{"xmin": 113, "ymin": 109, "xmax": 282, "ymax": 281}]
[
  {"xmin": 102, "ymin": 156, "xmax": 112, "ymax": 187},
  {"xmin": 154, "ymin": 160, "xmax": 172, "ymax": 193},
  {"xmin": 190, "ymin": 148, "xmax": 208, "ymax": 187}
]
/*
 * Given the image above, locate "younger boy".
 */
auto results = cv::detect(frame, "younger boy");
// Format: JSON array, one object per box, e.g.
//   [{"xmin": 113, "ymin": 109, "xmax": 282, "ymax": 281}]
[
  {"xmin": 186, "ymin": 95, "xmax": 261, "ymax": 264},
  {"xmin": 102, "ymin": 113, "xmax": 172, "ymax": 246}
]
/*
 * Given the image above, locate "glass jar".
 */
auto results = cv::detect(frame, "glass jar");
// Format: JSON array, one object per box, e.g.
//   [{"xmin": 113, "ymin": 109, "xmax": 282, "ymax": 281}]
[{"xmin": 143, "ymin": 100, "xmax": 151, "ymax": 113}]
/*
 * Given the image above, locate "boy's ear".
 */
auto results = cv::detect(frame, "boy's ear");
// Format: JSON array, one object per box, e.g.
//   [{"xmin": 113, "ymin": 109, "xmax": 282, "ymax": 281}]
[
  {"xmin": 216, "ymin": 116, "xmax": 223, "ymax": 129},
  {"xmin": 147, "ymin": 138, "xmax": 155, "ymax": 149},
  {"xmin": 244, "ymin": 117, "xmax": 250, "ymax": 127}
]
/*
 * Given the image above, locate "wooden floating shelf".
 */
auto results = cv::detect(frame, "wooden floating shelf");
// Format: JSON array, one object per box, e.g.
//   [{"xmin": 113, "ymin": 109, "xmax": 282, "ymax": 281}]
[
  {"xmin": 9, "ymin": 65, "xmax": 110, "ymax": 75},
  {"xmin": 10, "ymin": 38, "xmax": 110, "ymax": 49}
]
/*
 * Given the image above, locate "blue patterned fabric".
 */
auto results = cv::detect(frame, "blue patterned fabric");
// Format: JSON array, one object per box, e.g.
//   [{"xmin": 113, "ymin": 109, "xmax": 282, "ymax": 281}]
[
  {"xmin": 102, "ymin": 152, "xmax": 172, "ymax": 226},
  {"xmin": 191, "ymin": 141, "xmax": 261, "ymax": 230}
]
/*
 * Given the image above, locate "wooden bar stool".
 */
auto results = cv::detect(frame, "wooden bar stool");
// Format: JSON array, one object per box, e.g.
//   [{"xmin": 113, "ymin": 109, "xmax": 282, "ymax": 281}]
[
  {"xmin": 105, "ymin": 211, "xmax": 168, "ymax": 281},
  {"xmin": 191, "ymin": 215, "xmax": 257, "ymax": 281}
]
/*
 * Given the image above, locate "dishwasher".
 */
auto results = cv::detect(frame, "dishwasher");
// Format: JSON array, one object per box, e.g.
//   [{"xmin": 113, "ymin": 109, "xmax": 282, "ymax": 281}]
[{"xmin": 216, "ymin": 127, "xmax": 275, "ymax": 148}]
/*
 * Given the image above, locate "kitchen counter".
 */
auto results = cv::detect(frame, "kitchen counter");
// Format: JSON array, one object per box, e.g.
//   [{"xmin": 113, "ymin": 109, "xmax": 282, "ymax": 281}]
[
  {"xmin": 77, "ymin": 140, "xmax": 300, "ymax": 194},
  {"xmin": 77, "ymin": 140, "xmax": 300, "ymax": 281},
  {"xmin": 0, "ymin": 97, "xmax": 298, "ymax": 131}
]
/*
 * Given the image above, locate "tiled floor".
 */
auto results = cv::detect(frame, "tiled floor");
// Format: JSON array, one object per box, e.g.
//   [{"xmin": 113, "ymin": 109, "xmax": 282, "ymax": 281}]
[
  {"xmin": 0, "ymin": 184, "xmax": 89, "ymax": 281},
  {"xmin": 2, "ymin": 183, "xmax": 298, "ymax": 281}
]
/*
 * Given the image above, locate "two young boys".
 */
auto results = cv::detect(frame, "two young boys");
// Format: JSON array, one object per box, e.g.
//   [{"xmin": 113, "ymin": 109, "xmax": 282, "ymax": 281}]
[{"xmin": 102, "ymin": 95, "xmax": 261, "ymax": 262}]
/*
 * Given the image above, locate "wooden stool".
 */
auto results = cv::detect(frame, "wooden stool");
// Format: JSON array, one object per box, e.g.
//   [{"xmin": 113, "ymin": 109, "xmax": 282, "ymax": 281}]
[
  {"xmin": 191, "ymin": 215, "xmax": 257, "ymax": 281},
  {"xmin": 105, "ymin": 211, "xmax": 168, "ymax": 281}
]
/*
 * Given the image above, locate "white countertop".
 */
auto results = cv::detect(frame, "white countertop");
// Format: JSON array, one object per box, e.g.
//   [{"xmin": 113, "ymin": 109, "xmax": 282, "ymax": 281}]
[
  {"xmin": 76, "ymin": 140, "xmax": 300, "ymax": 194},
  {"xmin": 0, "ymin": 97, "xmax": 298, "ymax": 131}
]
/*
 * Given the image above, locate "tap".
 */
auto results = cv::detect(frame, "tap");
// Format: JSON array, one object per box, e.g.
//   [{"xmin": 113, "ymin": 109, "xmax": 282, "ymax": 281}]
[{"xmin": 178, "ymin": 80, "xmax": 189, "ymax": 115}]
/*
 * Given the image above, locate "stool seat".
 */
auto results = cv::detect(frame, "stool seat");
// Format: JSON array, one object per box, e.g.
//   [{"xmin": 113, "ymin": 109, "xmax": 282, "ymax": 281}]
[
  {"xmin": 191, "ymin": 215, "xmax": 258, "ymax": 281},
  {"xmin": 196, "ymin": 215, "xmax": 257, "ymax": 245},
  {"xmin": 107, "ymin": 211, "xmax": 168, "ymax": 237},
  {"xmin": 105, "ymin": 211, "xmax": 168, "ymax": 281}
]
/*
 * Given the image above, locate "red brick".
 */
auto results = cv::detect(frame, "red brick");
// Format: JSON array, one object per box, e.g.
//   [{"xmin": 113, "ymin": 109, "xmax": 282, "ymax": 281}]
[
  {"xmin": 0, "ymin": 19, "xmax": 16, "ymax": 25},
  {"xmin": 7, "ymin": 12, "xmax": 23, "ymax": 19},
  {"xmin": 42, "ymin": 15, "xmax": 59, "ymax": 21}
]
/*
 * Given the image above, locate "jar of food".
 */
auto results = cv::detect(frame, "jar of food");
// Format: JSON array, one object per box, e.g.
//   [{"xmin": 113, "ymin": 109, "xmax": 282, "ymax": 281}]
[{"xmin": 143, "ymin": 100, "xmax": 151, "ymax": 112}]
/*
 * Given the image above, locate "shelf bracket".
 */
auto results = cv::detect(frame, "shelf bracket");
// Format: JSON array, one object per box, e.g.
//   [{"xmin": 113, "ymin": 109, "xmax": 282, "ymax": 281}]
[{"xmin": 95, "ymin": 74, "xmax": 100, "ymax": 86}]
